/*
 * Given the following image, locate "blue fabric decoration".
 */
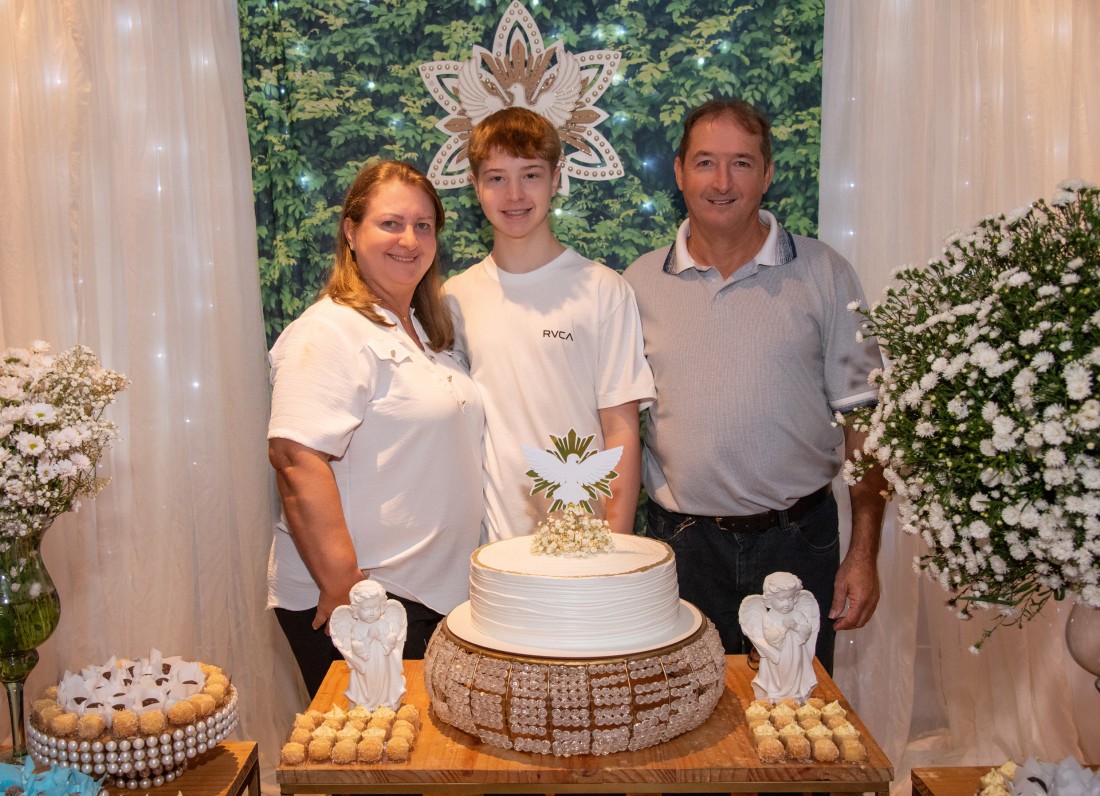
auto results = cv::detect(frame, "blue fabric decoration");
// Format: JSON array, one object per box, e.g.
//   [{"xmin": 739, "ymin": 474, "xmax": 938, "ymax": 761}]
[{"xmin": 0, "ymin": 759, "xmax": 104, "ymax": 795}]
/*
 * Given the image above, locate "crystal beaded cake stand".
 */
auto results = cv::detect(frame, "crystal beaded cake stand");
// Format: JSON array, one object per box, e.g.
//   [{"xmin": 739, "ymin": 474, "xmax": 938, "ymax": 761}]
[{"xmin": 422, "ymin": 611, "xmax": 726, "ymax": 756}]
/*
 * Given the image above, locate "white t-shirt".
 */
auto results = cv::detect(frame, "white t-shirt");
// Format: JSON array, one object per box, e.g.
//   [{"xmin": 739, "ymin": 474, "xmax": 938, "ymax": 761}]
[
  {"xmin": 266, "ymin": 297, "xmax": 485, "ymax": 613},
  {"xmin": 444, "ymin": 249, "xmax": 655, "ymax": 542}
]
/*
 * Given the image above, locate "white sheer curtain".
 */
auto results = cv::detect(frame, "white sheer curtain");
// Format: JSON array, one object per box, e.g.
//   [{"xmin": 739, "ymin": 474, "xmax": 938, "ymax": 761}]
[
  {"xmin": 0, "ymin": 1, "xmax": 302, "ymax": 792},
  {"xmin": 821, "ymin": 1, "xmax": 1100, "ymax": 792}
]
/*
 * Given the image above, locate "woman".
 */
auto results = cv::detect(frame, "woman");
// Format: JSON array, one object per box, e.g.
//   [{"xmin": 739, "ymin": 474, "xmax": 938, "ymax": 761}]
[{"xmin": 267, "ymin": 160, "xmax": 484, "ymax": 697}]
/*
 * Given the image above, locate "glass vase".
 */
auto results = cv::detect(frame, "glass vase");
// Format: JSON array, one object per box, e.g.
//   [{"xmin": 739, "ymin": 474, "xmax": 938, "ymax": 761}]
[
  {"xmin": 1065, "ymin": 598, "xmax": 1100, "ymax": 694},
  {"xmin": 0, "ymin": 522, "xmax": 61, "ymax": 761}
]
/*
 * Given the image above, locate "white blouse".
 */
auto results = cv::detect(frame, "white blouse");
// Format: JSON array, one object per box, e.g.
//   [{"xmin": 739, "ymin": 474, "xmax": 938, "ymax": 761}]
[{"xmin": 266, "ymin": 297, "xmax": 484, "ymax": 614}]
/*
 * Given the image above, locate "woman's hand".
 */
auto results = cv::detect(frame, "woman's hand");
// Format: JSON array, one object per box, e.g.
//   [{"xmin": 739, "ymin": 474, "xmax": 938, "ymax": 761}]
[{"xmin": 314, "ymin": 571, "xmax": 367, "ymax": 632}]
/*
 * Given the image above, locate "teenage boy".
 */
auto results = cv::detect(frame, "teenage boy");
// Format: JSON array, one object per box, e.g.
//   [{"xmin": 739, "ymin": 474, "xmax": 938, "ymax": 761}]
[{"xmin": 444, "ymin": 107, "xmax": 655, "ymax": 543}]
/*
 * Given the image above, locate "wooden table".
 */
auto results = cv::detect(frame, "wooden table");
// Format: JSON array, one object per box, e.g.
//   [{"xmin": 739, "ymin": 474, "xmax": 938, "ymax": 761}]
[
  {"xmin": 911, "ymin": 767, "xmax": 989, "ymax": 796},
  {"xmin": 4, "ymin": 742, "xmax": 258, "ymax": 796},
  {"xmin": 277, "ymin": 656, "xmax": 893, "ymax": 795},
  {"xmin": 106, "ymin": 742, "xmax": 260, "ymax": 796}
]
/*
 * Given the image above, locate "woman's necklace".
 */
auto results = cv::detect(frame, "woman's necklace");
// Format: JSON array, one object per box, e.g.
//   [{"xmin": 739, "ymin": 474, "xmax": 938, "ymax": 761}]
[
  {"xmin": 377, "ymin": 299, "xmax": 411, "ymax": 323},
  {"xmin": 377, "ymin": 297, "xmax": 423, "ymax": 350}
]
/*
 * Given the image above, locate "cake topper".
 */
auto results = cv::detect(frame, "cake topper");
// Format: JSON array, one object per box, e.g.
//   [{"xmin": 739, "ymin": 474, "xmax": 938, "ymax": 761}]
[
  {"xmin": 738, "ymin": 572, "xmax": 820, "ymax": 702},
  {"xmin": 330, "ymin": 581, "xmax": 408, "ymax": 710},
  {"xmin": 523, "ymin": 428, "xmax": 622, "ymax": 513}
]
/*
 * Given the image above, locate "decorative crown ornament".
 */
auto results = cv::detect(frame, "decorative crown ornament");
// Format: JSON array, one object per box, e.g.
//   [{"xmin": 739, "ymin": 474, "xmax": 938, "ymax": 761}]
[{"xmin": 418, "ymin": 1, "xmax": 624, "ymax": 195}]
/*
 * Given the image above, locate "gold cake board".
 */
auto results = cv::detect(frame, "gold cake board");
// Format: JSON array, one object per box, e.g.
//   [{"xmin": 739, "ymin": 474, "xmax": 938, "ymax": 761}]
[{"xmin": 421, "ymin": 614, "xmax": 727, "ymax": 756}]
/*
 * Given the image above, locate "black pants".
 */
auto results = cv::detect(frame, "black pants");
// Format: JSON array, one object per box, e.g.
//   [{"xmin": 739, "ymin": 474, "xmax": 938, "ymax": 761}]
[{"xmin": 275, "ymin": 594, "xmax": 444, "ymax": 698}]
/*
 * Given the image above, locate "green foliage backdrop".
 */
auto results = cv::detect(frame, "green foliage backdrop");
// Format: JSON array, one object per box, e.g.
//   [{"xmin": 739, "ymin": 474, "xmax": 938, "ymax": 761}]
[{"xmin": 239, "ymin": 0, "xmax": 824, "ymax": 344}]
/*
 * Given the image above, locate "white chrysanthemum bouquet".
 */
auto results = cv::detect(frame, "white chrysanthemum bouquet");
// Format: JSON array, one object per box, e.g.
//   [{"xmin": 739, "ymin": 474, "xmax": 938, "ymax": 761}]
[
  {"xmin": 0, "ymin": 341, "xmax": 129, "ymax": 537},
  {"xmin": 843, "ymin": 180, "xmax": 1099, "ymax": 646}
]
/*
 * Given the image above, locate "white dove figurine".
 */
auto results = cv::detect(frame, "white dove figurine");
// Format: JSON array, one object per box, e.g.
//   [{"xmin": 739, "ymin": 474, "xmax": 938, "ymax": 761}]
[
  {"xmin": 456, "ymin": 48, "xmax": 582, "ymax": 129},
  {"xmin": 523, "ymin": 444, "xmax": 623, "ymax": 507}
]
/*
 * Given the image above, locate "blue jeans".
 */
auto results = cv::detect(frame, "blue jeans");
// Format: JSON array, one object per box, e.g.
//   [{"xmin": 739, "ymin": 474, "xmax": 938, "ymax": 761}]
[{"xmin": 645, "ymin": 493, "xmax": 840, "ymax": 674}]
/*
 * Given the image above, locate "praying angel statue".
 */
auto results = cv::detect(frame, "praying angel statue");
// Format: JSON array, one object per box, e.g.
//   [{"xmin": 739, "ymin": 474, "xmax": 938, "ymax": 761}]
[
  {"xmin": 739, "ymin": 572, "xmax": 820, "ymax": 702},
  {"xmin": 330, "ymin": 580, "xmax": 408, "ymax": 710}
]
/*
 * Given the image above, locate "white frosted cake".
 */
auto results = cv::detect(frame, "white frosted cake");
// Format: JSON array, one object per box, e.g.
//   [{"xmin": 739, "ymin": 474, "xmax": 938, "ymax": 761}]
[
  {"xmin": 423, "ymin": 437, "xmax": 726, "ymax": 757},
  {"xmin": 467, "ymin": 533, "xmax": 681, "ymax": 653},
  {"xmin": 424, "ymin": 530, "xmax": 726, "ymax": 756}
]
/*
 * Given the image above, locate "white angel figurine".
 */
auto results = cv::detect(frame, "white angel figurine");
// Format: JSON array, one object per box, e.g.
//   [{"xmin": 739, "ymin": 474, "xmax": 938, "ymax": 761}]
[
  {"xmin": 330, "ymin": 580, "xmax": 408, "ymax": 710},
  {"xmin": 738, "ymin": 572, "xmax": 820, "ymax": 702}
]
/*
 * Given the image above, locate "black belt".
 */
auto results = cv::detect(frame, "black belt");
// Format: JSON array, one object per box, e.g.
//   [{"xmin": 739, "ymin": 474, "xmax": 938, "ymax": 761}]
[{"xmin": 708, "ymin": 485, "xmax": 832, "ymax": 533}]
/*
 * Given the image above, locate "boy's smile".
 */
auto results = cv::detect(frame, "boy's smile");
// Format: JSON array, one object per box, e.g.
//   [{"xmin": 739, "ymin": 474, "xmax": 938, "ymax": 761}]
[{"xmin": 473, "ymin": 150, "xmax": 560, "ymax": 243}]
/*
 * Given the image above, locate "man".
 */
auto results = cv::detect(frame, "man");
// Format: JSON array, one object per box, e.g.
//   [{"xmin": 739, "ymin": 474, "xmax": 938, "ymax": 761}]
[
  {"xmin": 623, "ymin": 98, "xmax": 886, "ymax": 672},
  {"xmin": 445, "ymin": 107, "xmax": 654, "ymax": 542}
]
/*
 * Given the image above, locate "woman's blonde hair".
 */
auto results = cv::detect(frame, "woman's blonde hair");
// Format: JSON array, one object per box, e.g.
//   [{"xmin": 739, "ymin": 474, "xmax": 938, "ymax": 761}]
[{"xmin": 321, "ymin": 160, "xmax": 454, "ymax": 352}]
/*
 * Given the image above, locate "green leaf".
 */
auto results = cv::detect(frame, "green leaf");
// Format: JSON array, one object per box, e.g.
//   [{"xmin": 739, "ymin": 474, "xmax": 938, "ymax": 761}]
[{"xmin": 239, "ymin": 0, "xmax": 823, "ymax": 345}]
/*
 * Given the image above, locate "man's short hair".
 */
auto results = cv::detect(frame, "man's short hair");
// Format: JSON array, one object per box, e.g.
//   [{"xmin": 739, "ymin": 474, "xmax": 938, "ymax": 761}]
[
  {"xmin": 678, "ymin": 98, "xmax": 773, "ymax": 165},
  {"xmin": 468, "ymin": 107, "xmax": 562, "ymax": 176}
]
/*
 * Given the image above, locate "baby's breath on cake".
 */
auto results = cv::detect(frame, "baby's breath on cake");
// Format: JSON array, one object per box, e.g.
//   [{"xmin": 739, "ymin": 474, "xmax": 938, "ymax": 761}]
[{"xmin": 530, "ymin": 505, "xmax": 613, "ymax": 557}]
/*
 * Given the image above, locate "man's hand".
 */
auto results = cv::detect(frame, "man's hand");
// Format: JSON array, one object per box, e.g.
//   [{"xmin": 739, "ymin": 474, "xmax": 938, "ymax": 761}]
[
  {"xmin": 829, "ymin": 550, "xmax": 880, "ymax": 630},
  {"xmin": 830, "ymin": 427, "xmax": 888, "ymax": 631}
]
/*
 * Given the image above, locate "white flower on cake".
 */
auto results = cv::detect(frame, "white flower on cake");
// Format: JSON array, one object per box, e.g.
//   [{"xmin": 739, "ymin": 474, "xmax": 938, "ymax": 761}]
[{"xmin": 530, "ymin": 504, "xmax": 613, "ymax": 557}]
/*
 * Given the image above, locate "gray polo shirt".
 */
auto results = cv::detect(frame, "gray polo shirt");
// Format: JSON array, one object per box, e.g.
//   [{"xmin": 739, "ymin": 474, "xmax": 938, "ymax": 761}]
[{"xmin": 623, "ymin": 211, "xmax": 881, "ymax": 517}]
